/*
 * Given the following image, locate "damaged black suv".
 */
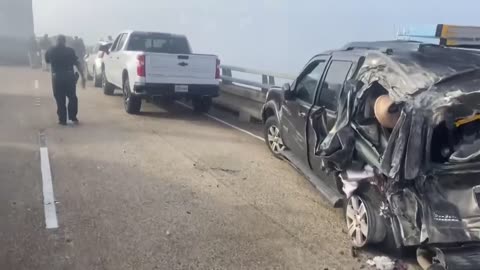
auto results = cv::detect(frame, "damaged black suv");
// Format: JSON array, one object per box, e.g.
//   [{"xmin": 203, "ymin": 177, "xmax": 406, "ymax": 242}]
[{"xmin": 262, "ymin": 40, "xmax": 480, "ymax": 269}]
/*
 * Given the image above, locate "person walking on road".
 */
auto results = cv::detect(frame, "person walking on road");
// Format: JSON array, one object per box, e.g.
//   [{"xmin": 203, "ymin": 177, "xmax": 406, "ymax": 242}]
[
  {"xmin": 27, "ymin": 36, "xmax": 40, "ymax": 68},
  {"xmin": 45, "ymin": 35, "xmax": 86, "ymax": 126},
  {"xmin": 39, "ymin": 34, "xmax": 52, "ymax": 71}
]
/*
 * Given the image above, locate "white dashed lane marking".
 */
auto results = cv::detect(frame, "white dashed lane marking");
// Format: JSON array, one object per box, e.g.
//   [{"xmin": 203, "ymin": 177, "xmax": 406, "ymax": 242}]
[{"xmin": 39, "ymin": 132, "xmax": 59, "ymax": 229}]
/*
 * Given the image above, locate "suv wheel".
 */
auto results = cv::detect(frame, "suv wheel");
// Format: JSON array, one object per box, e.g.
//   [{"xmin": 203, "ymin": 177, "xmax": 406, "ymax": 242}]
[
  {"xmin": 123, "ymin": 78, "xmax": 141, "ymax": 114},
  {"xmin": 102, "ymin": 70, "xmax": 115, "ymax": 95},
  {"xmin": 192, "ymin": 97, "xmax": 212, "ymax": 113},
  {"xmin": 264, "ymin": 116, "xmax": 285, "ymax": 157},
  {"xmin": 345, "ymin": 185, "xmax": 387, "ymax": 248}
]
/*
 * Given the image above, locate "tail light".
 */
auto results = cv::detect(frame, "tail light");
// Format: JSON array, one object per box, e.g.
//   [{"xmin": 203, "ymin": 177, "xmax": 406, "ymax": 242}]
[
  {"xmin": 137, "ymin": 54, "xmax": 146, "ymax": 77},
  {"xmin": 215, "ymin": 58, "xmax": 221, "ymax": 79}
]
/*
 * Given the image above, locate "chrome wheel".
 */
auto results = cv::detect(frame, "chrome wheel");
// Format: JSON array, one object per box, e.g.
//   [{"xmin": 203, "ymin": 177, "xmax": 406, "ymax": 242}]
[
  {"xmin": 267, "ymin": 125, "xmax": 285, "ymax": 154},
  {"xmin": 346, "ymin": 195, "xmax": 369, "ymax": 247}
]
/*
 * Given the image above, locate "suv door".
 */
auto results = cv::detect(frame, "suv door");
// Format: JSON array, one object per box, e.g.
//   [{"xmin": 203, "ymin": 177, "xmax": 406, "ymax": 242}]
[
  {"xmin": 281, "ymin": 56, "xmax": 329, "ymax": 162},
  {"xmin": 307, "ymin": 55, "xmax": 356, "ymax": 186}
]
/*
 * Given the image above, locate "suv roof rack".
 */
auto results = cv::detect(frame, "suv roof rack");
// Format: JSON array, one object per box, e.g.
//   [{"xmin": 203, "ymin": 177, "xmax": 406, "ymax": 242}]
[{"xmin": 342, "ymin": 40, "xmax": 423, "ymax": 53}]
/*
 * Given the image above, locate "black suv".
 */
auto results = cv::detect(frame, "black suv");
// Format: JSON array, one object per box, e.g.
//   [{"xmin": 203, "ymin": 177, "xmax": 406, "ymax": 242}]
[{"xmin": 261, "ymin": 40, "xmax": 480, "ymax": 268}]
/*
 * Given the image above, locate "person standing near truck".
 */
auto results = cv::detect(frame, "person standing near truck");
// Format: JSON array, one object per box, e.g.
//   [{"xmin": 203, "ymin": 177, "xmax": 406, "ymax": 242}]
[
  {"xmin": 27, "ymin": 36, "xmax": 39, "ymax": 68},
  {"xmin": 45, "ymin": 35, "xmax": 86, "ymax": 126},
  {"xmin": 39, "ymin": 34, "xmax": 52, "ymax": 71}
]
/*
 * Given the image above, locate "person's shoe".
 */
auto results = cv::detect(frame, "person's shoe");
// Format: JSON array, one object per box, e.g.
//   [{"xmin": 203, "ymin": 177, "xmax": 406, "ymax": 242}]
[
  {"xmin": 71, "ymin": 118, "xmax": 80, "ymax": 125},
  {"xmin": 58, "ymin": 121, "xmax": 67, "ymax": 126}
]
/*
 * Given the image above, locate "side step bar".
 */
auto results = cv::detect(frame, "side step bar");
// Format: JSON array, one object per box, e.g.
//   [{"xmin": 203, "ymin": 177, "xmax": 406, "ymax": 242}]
[{"xmin": 282, "ymin": 150, "xmax": 344, "ymax": 208}]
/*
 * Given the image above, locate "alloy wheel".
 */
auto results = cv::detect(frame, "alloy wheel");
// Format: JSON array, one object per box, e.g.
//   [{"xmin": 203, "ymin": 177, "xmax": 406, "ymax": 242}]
[
  {"xmin": 267, "ymin": 125, "xmax": 285, "ymax": 154},
  {"xmin": 346, "ymin": 195, "xmax": 369, "ymax": 247}
]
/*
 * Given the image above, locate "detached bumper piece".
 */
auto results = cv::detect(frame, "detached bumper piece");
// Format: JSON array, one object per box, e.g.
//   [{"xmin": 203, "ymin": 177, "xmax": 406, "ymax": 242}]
[{"xmin": 418, "ymin": 245, "xmax": 480, "ymax": 270}]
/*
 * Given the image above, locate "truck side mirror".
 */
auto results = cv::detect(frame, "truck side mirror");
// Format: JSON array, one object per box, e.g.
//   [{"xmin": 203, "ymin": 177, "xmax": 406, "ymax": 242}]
[{"xmin": 283, "ymin": 83, "xmax": 295, "ymax": 100}]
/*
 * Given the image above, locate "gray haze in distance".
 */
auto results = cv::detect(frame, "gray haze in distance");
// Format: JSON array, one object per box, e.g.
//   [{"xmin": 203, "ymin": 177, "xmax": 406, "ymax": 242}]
[{"xmin": 33, "ymin": 0, "xmax": 480, "ymax": 73}]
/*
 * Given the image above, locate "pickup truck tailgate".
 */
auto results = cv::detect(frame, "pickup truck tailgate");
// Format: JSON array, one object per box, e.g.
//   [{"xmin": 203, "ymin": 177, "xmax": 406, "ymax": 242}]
[{"xmin": 145, "ymin": 53, "xmax": 217, "ymax": 85}]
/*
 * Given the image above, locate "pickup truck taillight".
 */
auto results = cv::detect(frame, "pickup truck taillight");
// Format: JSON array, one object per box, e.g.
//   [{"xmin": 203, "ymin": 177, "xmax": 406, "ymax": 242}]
[
  {"xmin": 137, "ymin": 54, "xmax": 146, "ymax": 77},
  {"xmin": 216, "ymin": 58, "xmax": 221, "ymax": 79}
]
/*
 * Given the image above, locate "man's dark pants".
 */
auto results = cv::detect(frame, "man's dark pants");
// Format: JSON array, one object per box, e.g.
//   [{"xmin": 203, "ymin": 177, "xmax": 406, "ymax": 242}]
[{"xmin": 52, "ymin": 72, "xmax": 78, "ymax": 123}]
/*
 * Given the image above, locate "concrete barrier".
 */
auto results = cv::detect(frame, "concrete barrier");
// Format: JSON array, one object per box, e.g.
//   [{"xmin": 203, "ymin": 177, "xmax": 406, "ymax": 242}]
[
  {"xmin": 213, "ymin": 83, "xmax": 265, "ymax": 122},
  {"xmin": 214, "ymin": 65, "xmax": 294, "ymax": 123}
]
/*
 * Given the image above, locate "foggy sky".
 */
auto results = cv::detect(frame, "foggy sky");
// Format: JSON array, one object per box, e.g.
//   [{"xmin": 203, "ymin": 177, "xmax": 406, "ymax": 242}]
[{"xmin": 33, "ymin": 0, "xmax": 480, "ymax": 73}]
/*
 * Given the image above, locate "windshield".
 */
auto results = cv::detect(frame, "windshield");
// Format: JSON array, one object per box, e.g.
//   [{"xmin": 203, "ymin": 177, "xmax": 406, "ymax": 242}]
[{"xmin": 127, "ymin": 34, "xmax": 191, "ymax": 54}]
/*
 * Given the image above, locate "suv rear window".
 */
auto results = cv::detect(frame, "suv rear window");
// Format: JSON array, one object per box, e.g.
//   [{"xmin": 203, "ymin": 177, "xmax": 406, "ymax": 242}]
[{"xmin": 127, "ymin": 34, "xmax": 191, "ymax": 54}]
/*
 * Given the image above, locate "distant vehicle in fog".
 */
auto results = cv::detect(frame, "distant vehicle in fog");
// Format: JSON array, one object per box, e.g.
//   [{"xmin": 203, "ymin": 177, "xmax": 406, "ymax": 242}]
[
  {"xmin": 0, "ymin": 0, "xmax": 34, "ymax": 65},
  {"xmin": 85, "ymin": 41, "xmax": 112, "ymax": 87},
  {"xmin": 102, "ymin": 31, "xmax": 220, "ymax": 114}
]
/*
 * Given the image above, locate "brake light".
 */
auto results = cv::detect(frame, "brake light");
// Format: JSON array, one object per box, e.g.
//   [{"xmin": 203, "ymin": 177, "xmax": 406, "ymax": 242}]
[
  {"xmin": 137, "ymin": 54, "xmax": 146, "ymax": 77},
  {"xmin": 216, "ymin": 58, "xmax": 221, "ymax": 79}
]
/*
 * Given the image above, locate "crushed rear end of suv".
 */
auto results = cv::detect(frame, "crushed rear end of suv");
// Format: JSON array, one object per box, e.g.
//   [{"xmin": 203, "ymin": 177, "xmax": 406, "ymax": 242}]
[{"xmin": 262, "ymin": 41, "xmax": 480, "ymax": 269}]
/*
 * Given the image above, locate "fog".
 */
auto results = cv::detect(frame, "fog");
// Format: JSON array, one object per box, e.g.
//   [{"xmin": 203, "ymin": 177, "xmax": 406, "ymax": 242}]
[{"xmin": 24, "ymin": 0, "xmax": 480, "ymax": 73}]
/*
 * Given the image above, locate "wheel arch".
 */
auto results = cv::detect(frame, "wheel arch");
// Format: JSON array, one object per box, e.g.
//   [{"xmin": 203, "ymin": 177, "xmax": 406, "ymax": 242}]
[
  {"xmin": 262, "ymin": 101, "xmax": 279, "ymax": 123},
  {"xmin": 122, "ymin": 69, "xmax": 129, "ymax": 84}
]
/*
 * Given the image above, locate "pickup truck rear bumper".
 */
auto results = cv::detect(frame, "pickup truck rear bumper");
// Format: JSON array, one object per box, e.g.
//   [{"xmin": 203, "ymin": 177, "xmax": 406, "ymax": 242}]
[{"xmin": 133, "ymin": 83, "xmax": 219, "ymax": 98}]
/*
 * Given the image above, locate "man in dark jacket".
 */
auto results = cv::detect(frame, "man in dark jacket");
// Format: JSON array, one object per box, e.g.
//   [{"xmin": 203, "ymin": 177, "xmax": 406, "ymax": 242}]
[{"xmin": 45, "ymin": 35, "xmax": 86, "ymax": 125}]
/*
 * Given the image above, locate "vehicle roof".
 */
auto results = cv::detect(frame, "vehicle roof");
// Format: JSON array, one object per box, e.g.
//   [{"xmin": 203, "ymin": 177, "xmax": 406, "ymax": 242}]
[
  {"xmin": 332, "ymin": 40, "xmax": 480, "ymax": 97},
  {"xmin": 119, "ymin": 30, "xmax": 186, "ymax": 38}
]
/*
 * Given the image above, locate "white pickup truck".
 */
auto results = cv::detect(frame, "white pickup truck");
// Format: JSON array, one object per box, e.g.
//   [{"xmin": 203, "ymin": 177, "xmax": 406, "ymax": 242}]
[{"xmin": 101, "ymin": 31, "xmax": 220, "ymax": 114}]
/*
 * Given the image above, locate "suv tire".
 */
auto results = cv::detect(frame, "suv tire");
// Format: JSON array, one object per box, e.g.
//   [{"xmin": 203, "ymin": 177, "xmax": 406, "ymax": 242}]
[
  {"xmin": 93, "ymin": 67, "xmax": 102, "ymax": 88},
  {"xmin": 264, "ymin": 116, "xmax": 286, "ymax": 158},
  {"xmin": 344, "ymin": 184, "xmax": 388, "ymax": 248}
]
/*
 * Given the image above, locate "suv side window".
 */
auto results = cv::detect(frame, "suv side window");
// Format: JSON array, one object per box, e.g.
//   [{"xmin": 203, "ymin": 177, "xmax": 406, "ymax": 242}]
[
  {"xmin": 316, "ymin": 61, "xmax": 353, "ymax": 111},
  {"xmin": 294, "ymin": 60, "xmax": 327, "ymax": 104}
]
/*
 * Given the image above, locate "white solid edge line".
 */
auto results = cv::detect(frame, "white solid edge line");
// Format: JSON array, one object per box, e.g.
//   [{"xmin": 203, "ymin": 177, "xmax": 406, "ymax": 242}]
[
  {"xmin": 40, "ymin": 147, "xmax": 59, "ymax": 229},
  {"xmin": 175, "ymin": 101, "xmax": 265, "ymax": 142}
]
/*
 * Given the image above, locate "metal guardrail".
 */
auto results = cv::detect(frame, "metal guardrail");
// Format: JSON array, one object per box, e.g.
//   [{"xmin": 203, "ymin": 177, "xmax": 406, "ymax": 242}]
[{"xmin": 220, "ymin": 65, "xmax": 296, "ymax": 92}]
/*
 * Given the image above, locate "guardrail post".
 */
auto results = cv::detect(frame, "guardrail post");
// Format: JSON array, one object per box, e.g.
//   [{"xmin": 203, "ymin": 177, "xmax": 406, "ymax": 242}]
[
  {"xmin": 222, "ymin": 67, "xmax": 232, "ymax": 84},
  {"xmin": 268, "ymin": 76, "xmax": 275, "ymax": 86},
  {"xmin": 261, "ymin": 75, "xmax": 269, "ymax": 92}
]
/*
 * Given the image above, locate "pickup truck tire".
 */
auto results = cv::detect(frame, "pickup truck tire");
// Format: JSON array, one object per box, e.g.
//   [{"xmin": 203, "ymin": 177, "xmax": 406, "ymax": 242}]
[
  {"xmin": 102, "ymin": 71, "xmax": 115, "ymax": 95},
  {"xmin": 192, "ymin": 97, "xmax": 212, "ymax": 113},
  {"xmin": 123, "ymin": 78, "xmax": 141, "ymax": 114},
  {"xmin": 264, "ymin": 116, "xmax": 286, "ymax": 158}
]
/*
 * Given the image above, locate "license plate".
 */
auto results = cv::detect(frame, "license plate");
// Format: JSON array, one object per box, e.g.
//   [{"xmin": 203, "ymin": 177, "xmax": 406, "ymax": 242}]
[{"xmin": 175, "ymin": 85, "xmax": 189, "ymax": 93}]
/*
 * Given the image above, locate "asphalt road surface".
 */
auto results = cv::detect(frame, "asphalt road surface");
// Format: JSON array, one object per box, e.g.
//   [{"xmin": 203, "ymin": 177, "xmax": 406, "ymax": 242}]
[{"xmin": 0, "ymin": 67, "xmax": 378, "ymax": 270}]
